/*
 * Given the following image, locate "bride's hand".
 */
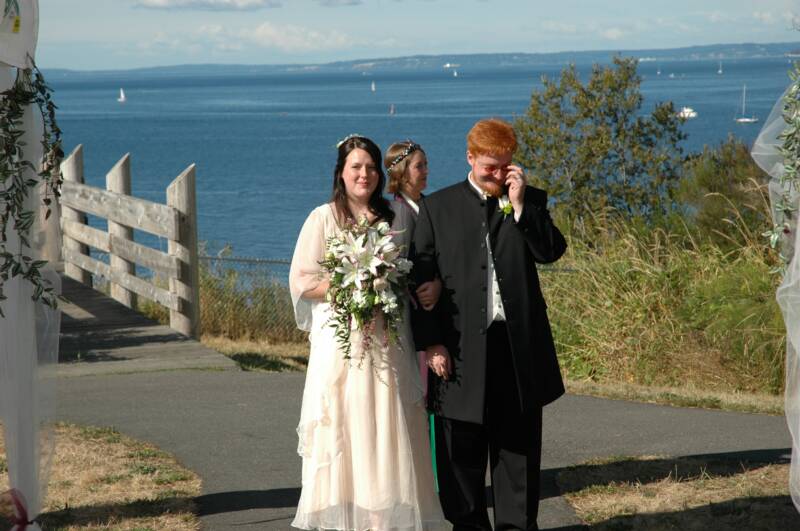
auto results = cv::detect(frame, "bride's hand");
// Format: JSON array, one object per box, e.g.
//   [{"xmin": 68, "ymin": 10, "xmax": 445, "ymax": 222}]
[
  {"xmin": 425, "ymin": 344, "xmax": 452, "ymax": 380},
  {"xmin": 301, "ymin": 279, "xmax": 330, "ymax": 301},
  {"xmin": 415, "ymin": 278, "xmax": 442, "ymax": 310}
]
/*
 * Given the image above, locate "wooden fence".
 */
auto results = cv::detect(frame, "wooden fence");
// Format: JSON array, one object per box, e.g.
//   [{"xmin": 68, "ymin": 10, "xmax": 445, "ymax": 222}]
[{"xmin": 59, "ymin": 145, "xmax": 200, "ymax": 338}]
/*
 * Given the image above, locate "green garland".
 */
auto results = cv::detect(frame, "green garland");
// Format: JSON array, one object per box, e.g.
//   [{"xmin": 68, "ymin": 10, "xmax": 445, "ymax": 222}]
[
  {"xmin": 0, "ymin": 61, "xmax": 63, "ymax": 316},
  {"xmin": 764, "ymin": 62, "xmax": 800, "ymax": 274},
  {"xmin": 4, "ymin": 0, "xmax": 20, "ymax": 19}
]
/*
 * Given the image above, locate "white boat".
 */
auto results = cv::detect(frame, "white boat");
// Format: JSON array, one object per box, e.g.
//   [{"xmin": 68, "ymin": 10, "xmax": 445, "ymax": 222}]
[
  {"xmin": 117, "ymin": 88, "xmax": 126, "ymax": 103},
  {"xmin": 656, "ymin": 66, "xmax": 661, "ymax": 76},
  {"xmin": 717, "ymin": 61, "xmax": 723, "ymax": 75},
  {"xmin": 370, "ymin": 81, "xmax": 376, "ymax": 92},
  {"xmin": 677, "ymin": 106, "xmax": 697, "ymax": 119},
  {"xmin": 389, "ymin": 103, "xmax": 396, "ymax": 115},
  {"xmin": 668, "ymin": 72, "xmax": 675, "ymax": 79},
  {"xmin": 453, "ymin": 70, "xmax": 458, "ymax": 77},
  {"xmin": 734, "ymin": 84, "xmax": 758, "ymax": 123}
]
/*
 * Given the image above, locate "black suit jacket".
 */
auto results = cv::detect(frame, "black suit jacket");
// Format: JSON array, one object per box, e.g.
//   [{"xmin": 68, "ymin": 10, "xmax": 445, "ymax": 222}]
[{"xmin": 411, "ymin": 179, "xmax": 567, "ymax": 424}]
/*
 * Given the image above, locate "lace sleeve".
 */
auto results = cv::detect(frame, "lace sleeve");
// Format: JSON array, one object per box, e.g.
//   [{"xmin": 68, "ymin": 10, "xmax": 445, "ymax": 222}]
[{"xmin": 289, "ymin": 206, "xmax": 327, "ymax": 331}]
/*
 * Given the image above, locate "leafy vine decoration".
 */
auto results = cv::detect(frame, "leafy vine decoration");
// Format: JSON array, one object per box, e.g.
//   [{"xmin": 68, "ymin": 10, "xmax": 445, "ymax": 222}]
[
  {"xmin": 4, "ymin": 0, "xmax": 20, "ymax": 19},
  {"xmin": 0, "ymin": 60, "xmax": 63, "ymax": 316}
]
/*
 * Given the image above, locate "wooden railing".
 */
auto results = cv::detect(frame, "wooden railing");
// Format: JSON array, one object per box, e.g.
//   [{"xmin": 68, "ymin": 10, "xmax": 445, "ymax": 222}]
[{"xmin": 59, "ymin": 145, "xmax": 200, "ymax": 338}]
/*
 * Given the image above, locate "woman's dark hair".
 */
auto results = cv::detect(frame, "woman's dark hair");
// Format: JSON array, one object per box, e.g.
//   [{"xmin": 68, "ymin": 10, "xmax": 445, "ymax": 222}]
[{"xmin": 332, "ymin": 136, "xmax": 394, "ymax": 225}]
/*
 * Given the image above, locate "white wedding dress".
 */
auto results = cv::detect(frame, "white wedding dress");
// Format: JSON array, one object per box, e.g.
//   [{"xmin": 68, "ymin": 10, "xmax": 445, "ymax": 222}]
[{"xmin": 289, "ymin": 203, "xmax": 443, "ymax": 531}]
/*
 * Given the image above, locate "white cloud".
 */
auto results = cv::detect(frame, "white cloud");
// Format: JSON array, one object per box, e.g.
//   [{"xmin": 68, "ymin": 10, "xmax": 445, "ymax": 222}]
[
  {"xmin": 139, "ymin": 21, "xmax": 355, "ymax": 55},
  {"xmin": 600, "ymin": 27, "xmax": 625, "ymax": 40},
  {"xmin": 136, "ymin": 0, "xmax": 281, "ymax": 10},
  {"xmin": 315, "ymin": 0, "xmax": 362, "ymax": 6},
  {"xmin": 753, "ymin": 11, "xmax": 776, "ymax": 24},
  {"xmin": 242, "ymin": 22, "xmax": 354, "ymax": 51},
  {"xmin": 704, "ymin": 11, "xmax": 736, "ymax": 24},
  {"xmin": 540, "ymin": 20, "xmax": 579, "ymax": 35},
  {"xmin": 653, "ymin": 17, "xmax": 693, "ymax": 33}
]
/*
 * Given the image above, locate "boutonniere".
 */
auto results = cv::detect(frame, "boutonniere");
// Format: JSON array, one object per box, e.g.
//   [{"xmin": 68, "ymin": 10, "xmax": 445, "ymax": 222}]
[{"xmin": 498, "ymin": 195, "xmax": 513, "ymax": 218}]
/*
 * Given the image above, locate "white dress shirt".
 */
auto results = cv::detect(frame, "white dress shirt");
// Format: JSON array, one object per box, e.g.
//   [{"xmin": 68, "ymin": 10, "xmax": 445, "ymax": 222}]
[{"xmin": 467, "ymin": 175, "xmax": 516, "ymax": 327}]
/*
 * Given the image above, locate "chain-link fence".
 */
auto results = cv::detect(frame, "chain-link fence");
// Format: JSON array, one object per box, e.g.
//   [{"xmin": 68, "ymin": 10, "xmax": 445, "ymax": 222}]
[
  {"xmin": 197, "ymin": 255, "xmax": 305, "ymax": 343},
  {"xmin": 92, "ymin": 252, "xmax": 572, "ymax": 343},
  {"xmin": 94, "ymin": 253, "xmax": 305, "ymax": 343}
]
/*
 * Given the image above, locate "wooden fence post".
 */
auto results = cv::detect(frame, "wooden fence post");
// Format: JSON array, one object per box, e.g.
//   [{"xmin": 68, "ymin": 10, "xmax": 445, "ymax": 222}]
[
  {"xmin": 106, "ymin": 153, "xmax": 136, "ymax": 308},
  {"xmin": 60, "ymin": 144, "xmax": 91, "ymax": 285},
  {"xmin": 166, "ymin": 164, "xmax": 200, "ymax": 338}
]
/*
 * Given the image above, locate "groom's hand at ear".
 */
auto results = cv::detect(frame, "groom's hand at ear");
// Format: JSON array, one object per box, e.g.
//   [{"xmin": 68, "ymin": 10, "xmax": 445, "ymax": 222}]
[{"xmin": 425, "ymin": 344, "xmax": 452, "ymax": 380}]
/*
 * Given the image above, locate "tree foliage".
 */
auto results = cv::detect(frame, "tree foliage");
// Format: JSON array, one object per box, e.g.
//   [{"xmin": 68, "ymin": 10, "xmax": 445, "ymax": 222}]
[
  {"xmin": 678, "ymin": 135, "xmax": 772, "ymax": 251},
  {"xmin": 514, "ymin": 57, "xmax": 686, "ymax": 222}
]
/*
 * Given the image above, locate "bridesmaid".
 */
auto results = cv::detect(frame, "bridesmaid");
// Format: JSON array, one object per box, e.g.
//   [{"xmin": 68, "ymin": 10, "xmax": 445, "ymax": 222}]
[
  {"xmin": 385, "ymin": 140, "xmax": 428, "ymax": 220},
  {"xmin": 385, "ymin": 140, "xmax": 440, "ymax": 396}
]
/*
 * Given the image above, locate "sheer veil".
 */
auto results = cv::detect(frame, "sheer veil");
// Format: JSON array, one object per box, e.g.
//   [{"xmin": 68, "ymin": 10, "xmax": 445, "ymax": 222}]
[
  {"xmin": 751, "ymin": 86, "xmax": 800, "ymax": 512},
  {"xmin": 0, "ymin": 2, "xmax": 61, "ymax": 528}
]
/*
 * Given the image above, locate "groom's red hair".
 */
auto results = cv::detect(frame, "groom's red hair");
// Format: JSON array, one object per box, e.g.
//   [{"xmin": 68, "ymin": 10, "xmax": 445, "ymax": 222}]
[{"xmin": 467, "ymin": 118, "xmax": 517, "ymax": 157}]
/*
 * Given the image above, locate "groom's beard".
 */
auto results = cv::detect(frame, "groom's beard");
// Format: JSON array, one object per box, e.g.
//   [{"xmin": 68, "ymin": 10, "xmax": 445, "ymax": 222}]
[{"xmin": 476, "ymin": 178, "xmax": 504, "ymax": 198}]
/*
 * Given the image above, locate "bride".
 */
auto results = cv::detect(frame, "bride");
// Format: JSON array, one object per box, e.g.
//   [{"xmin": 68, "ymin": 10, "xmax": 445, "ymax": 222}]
[{"xmin": 289, "ymin": 135, "xmax": 444, "ymax": 530}]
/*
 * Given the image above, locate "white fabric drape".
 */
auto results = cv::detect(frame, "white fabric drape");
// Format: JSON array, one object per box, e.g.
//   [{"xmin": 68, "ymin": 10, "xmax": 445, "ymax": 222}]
[
  {"xmin": 751, "ymin": 86, "xmax": 800, "ymax": 513},
  {"xmin": 0, "ymin": 35, "xmax": 61, "ymax": 529},
  {"xmin": 0, "ymin": 1, "xmax": 38, "ymax": 69}
]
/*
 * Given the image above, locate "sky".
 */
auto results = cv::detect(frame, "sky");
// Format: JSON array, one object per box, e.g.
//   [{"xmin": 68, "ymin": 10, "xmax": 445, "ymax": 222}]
[{"xmin": 35, "ymin": 0, "xmax": 800, "ymax": 70}]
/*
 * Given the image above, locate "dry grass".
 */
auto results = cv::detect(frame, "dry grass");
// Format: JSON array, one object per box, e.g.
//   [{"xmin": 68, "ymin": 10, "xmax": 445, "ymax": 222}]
[
  {"xmin": 565, "ymin": 379, "xmax": 784, "ymax": 416},
  {"xmin": 0, "ymin": 423, "xmax": 201, "ymax": 530},
  {"xmin": 559, "ymin": 454, "xmax": 798, "ymax": 530},
  {"xmin": 202, "ymin": 334, "xmax": 309, "ymax": 371}
]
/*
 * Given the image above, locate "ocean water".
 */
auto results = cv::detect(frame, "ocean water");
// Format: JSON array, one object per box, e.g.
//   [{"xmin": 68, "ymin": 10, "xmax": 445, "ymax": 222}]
[{"xmin": 50, "ymin": 56, "xmax": 791, "ymax": 259}]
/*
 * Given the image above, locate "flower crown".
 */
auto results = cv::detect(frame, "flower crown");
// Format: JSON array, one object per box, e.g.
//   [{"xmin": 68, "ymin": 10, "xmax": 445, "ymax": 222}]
[
  {"xmin": 387, "ymin": 141, "xmax": 421, "ymax": 173},
  {"xmin": 336, "ymin": 133, "xmax": 365, "ymax": 149}
]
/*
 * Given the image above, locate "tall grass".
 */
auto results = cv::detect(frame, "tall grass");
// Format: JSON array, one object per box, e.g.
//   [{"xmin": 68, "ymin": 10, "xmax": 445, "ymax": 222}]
[
  {"xmin": 543, "ymin": 204, "xmax": 785, "ymax": 394},
  {"xmin": 138, "ymin": 260, "xmax": 306, "ymax": 344}
]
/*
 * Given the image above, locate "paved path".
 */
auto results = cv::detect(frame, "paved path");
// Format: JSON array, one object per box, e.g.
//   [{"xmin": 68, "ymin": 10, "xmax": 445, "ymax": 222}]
[
  {"xmin": 54, "ymin": 275, "xmax": 797, "ymax": 529},
  {"xmin": 55, "ymin": 369, "xmax": 795, "ymax": 530},
  {"xmin": 59, "ymin": 275, "xmax": 236, "ymax": 376}
]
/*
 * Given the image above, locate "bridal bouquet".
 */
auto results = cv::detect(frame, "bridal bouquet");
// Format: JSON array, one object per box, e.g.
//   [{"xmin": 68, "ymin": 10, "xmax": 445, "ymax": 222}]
[{"xmin": 319, "ymin": 217, "xmax": 412, "ymax": 362}]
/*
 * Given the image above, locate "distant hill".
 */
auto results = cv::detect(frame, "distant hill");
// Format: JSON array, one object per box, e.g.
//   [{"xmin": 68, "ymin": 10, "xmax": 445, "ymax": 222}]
[{"xmin": 43, "ymin": 40, "xmax": 800, "ymax": 77}]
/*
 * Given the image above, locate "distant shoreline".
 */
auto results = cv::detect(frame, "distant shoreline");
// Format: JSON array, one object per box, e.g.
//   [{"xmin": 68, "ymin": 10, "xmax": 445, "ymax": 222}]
[{"xmin": 41, "ymin": 40, "xmax": 800, "ymax": 76}]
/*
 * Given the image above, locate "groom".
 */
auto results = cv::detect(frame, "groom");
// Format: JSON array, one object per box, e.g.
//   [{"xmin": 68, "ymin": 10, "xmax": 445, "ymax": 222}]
[{"xmin": 411, "ymin": 118, "xmax": 567, "ymax": 530}]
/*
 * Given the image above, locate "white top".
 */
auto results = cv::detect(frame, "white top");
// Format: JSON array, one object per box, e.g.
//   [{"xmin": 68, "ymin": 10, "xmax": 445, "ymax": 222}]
[
  {"xmin": 399, "ymin": 192, "xmax": 420, "ymax": 215},
  {"xmin": 467, "ymin": 175, "xmax": 514, "ymax": 326}
]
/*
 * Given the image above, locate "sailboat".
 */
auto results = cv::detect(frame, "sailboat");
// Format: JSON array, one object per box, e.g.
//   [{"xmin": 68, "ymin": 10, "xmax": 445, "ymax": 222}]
[
  {"xmin": 734, "ymin": 84, "xmax": 758, "ymax": 123},
  {"xmin": 370, "ymin": 81, "xmax": 376, "ymax": 93},
  {"xmin": 389, "ymin": 103, "xmax": 396, "ymax": 116},
  {"xmin": 453, "ymin": 70, "xmax": 458, "ymax": 77},
  {"xmin": 717, "ymin": 61, "xmax": 723, "ymax": 75},
  {"xmin": 117, "ymin": 88, "xmax": 127, "ymax": 103}
]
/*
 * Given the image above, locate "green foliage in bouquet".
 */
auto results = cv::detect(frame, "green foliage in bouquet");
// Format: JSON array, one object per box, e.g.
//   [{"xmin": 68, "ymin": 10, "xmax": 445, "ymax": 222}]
[{"xmin": 319, "ymin": 217, "xmax": 412, "ymax": 362}]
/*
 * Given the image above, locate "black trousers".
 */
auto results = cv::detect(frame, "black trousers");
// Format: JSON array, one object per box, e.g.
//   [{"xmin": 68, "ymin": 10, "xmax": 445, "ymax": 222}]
[{"xmin": 434, "ymin": 321, "xmax": 543, "ymax": 531}]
